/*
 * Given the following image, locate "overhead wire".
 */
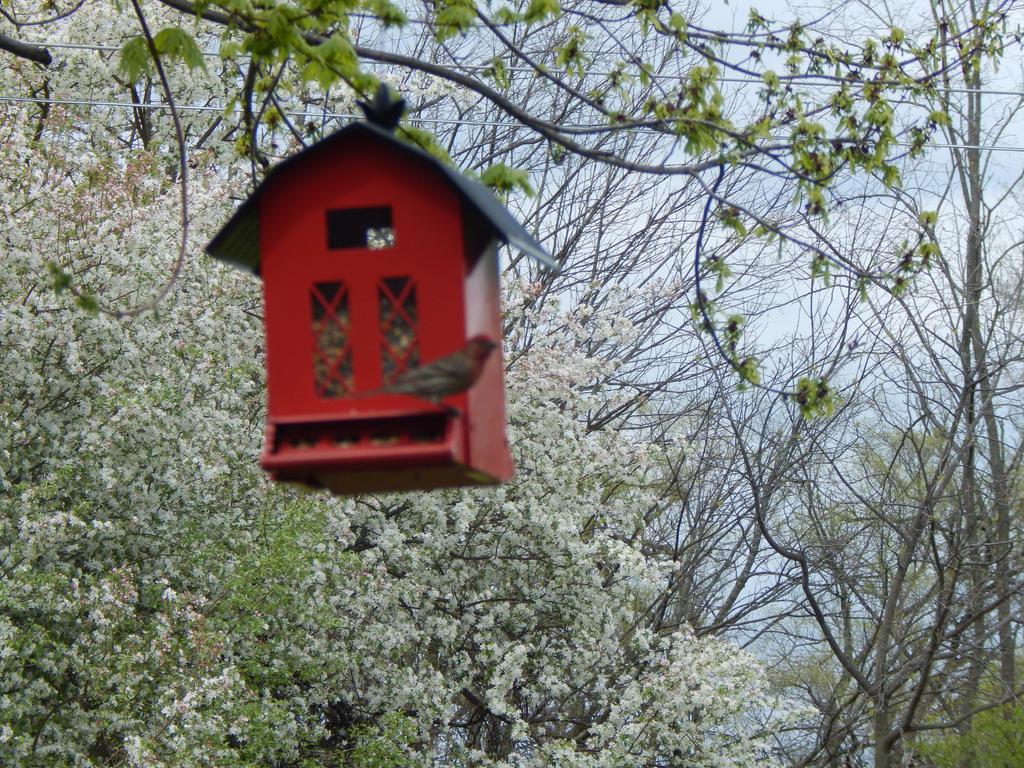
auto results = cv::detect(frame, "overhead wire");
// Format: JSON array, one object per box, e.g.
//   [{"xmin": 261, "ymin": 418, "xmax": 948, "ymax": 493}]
[
  {"xmin": 2, "ymin": 92, "xmax": 1023, "ymax": 153},
  {"xmin": 4, "ymin": 36, "xmax": 1022, "ymax": 153},
  {"xmin": 0, "ymin": 94, "xmax": 542, "ymax": 128},
  {"xmin": 25, "ymin": 40, "xmax": 1024, "ymax": 99}
]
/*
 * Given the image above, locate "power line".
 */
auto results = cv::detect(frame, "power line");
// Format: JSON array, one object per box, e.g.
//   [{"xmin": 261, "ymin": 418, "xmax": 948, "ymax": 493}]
[
  {"xmin": 3, "ymin": 92, "xmax": 1024, "ymax": 153},
  {"xmin": 0, "ymin": 94, "xmax": 521, "ymax": 128},
  {"xmin": 32, "ymin": 40, "xmax": 1024, "ymax": 99}
]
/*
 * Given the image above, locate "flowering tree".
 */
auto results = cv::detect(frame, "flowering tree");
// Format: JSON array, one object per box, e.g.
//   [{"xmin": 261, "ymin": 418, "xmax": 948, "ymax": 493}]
[
  {"xmin": 0, "ymin": 6, "xmax": 803, "ymax": 766},
  {"xmin": 0, "ymin": 138, "xmax": 797, "ymax": 765},
  {"xmin": 4, "ymin": 1, "xmax": 1019, "ymax": 765}
]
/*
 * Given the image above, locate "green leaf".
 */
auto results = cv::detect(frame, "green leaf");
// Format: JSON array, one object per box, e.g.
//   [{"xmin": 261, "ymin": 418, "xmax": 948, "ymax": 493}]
[
  {"xmin": 218, "ymin": 40, "xmax": 241, "ymax": 60},
  {"xmin": 882, "ymin": 164, "xmax": 901, "ymax": 189},
  {"xmin": 555, "ymin": 26, "xmax": 588, "ymax": 77},
  {"xmin": 46, "ymin": 261, "xmax": 72, "ymax": 295},
  {"xmin": 723, "ymin": 313, "xmax": 744, "ymax": 352},
  {"xmin": 523, "ymin": 0, "xmax": 561, "ymax": 24},
  {"xmin": 153, "ymin": 27, "xmax": 207, "ymax": 72},
  {"xmin": 363, "ymin": 0, "xmax": 407, "ymax": 27},
  {"xmin": 299, "ymin": 34, "xmax": 358, "ymax": 89},
  {"xmin": 810, "ymin": 253, "xmax": 831, "ymax": 285},
  {"xmin": 118, "ymin": 37, "xmax": 151, "ymax": 81},
  {"xmin": 75, "ymin": 292, "xmax": 99, "ymax": 315},
  {"xmin": 857, "ymin": 276, "xmax": 870, "ymax": 301},
  {"xmin": 434, "ymin": 4, "xmax": 475, "ymax": 38},
  {"xmin": 794, "ymin": 377, "xmax": 835, "ymax": 418},
  {"xmin": 486, "ymin": 57, "xmax": 511, "ymax": 89},
  {"xmin": 397, "ymin": 125, "xmax": 453, "ymax": 164},
  {"xmin": 737, "ymin": 356, "xmax": 759, "ymax": 388},
  {"xmin": 716, "ymin": 206, "xmax": 746, "ymax": 239},
  {"xmin": 480, "ymin": 163, "xmax": 535, "ymax": 196},
  {"xmin": 494, "ymin": 5, "xmax": 519, "ymax": 24}
]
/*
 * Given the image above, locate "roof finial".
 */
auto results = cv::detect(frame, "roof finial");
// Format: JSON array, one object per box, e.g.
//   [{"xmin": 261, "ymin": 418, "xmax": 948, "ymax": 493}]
[{"xmin": 357, "ymin": 83, "xmax": 406, "ymax": 131}]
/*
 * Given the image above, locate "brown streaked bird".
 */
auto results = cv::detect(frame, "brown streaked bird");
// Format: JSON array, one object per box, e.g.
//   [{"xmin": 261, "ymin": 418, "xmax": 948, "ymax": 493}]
[{"xmin": 363, "ymin": 336, "xmax": 497, "ymax": 403}]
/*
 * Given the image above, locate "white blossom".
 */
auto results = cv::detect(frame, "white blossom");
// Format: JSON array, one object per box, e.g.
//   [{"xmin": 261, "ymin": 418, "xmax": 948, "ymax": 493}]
[{"xmin": 0, "ymin": 5, "xmax": 796, "ymax": 765}]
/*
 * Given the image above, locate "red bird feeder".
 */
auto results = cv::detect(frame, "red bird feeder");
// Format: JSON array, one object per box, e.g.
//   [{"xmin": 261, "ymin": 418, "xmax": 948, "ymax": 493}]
[{"xmin": 206, "ymin": 92, "xmax": 556, "ymax": 495}]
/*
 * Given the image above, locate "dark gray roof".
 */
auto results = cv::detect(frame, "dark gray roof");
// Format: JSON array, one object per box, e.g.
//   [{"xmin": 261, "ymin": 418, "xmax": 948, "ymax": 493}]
[{"xmin": 206, "ymin": 121, "xmax": 557, "ymax": 273}]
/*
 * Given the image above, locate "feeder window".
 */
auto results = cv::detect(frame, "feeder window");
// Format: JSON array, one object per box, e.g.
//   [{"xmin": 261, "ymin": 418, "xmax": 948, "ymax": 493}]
[
  {"xmin": 311, "ymin": 281, "xmax": 354, "ymax": 398},
  {"xmin": 378, "ymin": 276, "xmax": 420, "ymax": 383},
  {"xmin": 326, "ymin": 206, "xmax": 395, "ymax": 250}
]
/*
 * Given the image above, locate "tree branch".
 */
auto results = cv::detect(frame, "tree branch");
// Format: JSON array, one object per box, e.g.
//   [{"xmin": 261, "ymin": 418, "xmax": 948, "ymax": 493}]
[
  {"xmin": 155, "ymin": 0, "xmax": 739, "ymax": 176},
  {"xmin": 0, "ymin": 31, "xmax": 51, "ymax": 66}
]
